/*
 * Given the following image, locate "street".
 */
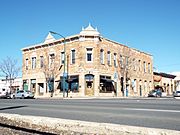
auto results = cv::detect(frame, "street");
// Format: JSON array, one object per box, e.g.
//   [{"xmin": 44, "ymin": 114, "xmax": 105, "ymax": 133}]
[{"xmin": 0, "ymin": 98, "xmax": 180, "ymax": 131}]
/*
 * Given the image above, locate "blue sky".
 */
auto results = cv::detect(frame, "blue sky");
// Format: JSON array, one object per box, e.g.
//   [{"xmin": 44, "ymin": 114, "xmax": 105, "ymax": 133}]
[{"xmin": 0, "ymin": 0, "xmax": 180, "ymax": 74}]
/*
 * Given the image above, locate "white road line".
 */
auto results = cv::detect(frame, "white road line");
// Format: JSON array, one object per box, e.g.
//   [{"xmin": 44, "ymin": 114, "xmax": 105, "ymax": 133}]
[{"xmin": 122, "ymin": 108, "xmax": 180, "ymax": 113}]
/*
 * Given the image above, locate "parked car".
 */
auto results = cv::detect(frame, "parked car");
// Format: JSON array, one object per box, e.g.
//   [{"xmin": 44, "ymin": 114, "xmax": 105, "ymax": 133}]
[
  {"xmin": 11, "ymin": 90, "xmax": 34, "ymax": 99},
  {"xmin": 173, "ymin": 91, "xmax": 180, "ymax": 97},
  {"xmin": 148, "ymin": 89, "xmax": 162, "ymax": 97}
]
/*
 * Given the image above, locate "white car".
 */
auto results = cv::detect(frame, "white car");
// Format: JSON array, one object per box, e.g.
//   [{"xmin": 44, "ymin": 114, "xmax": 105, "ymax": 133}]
[
  {"xmin": 0, "ymin": 89, "xmax": 8, "ymax": 98},
  {"xmin": 173, "ymin": 91, "xmax": 180, "ymax": 97},
  {"xmin": 12, "ymin": 90, "xmax": 34, "ymax": 99}
]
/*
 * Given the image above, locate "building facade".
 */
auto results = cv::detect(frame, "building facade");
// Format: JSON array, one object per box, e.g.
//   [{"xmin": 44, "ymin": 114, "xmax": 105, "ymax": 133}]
[
  {"xmin": 153, "ymin": 72, "xmax": 176, "ymax": 95},
  {"xmin": 22, "ymin": 24, "xmax": 153, "ymax": 97}
]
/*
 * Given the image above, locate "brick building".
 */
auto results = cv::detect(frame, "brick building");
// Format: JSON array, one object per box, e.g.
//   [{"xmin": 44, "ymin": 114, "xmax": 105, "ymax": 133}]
[
  {"xmin": 22, "ymin": 24, "xmax": 153, "ymax": 97},
  {"xmin": 153, "ymin": 72, "xmax": 176, "ymax": 96}
]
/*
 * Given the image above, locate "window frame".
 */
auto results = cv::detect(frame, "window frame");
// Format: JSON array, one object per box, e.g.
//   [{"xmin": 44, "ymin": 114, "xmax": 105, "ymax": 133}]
[
  {"xmin": 40, "ymin": 56, "xmax": 44, "ymax": 68},
  {"xmin": 25, "ymin": 58, "xmax": 28, "ymax": 70},
  {"xmin": 107, "ymin": 51, "xmax": 111, "ymax": 66},
  {"xmin": 100, "ymin": 49, "xmax": 104, "ymax": 64},
  {"xmin": 71, "ymin": 49, "xmax": 76, "ymax": 64},
  {"xmin": 32, "ymin": 57, "xmax": 36, "ymax": 69},
  {"xmin": 86, "ymin": 48, "xmax": 93, "ymax": 63}
]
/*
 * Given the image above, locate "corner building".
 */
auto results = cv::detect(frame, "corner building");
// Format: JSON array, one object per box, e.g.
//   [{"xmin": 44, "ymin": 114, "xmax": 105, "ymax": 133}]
[{"xmin": 22, "ymin": 24, "xmax": 153, "ymax": 97}]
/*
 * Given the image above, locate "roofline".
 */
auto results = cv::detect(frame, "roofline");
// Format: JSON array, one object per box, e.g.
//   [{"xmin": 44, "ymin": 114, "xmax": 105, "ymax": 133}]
[
  {"xmin": 103, "ymin": 37, "xmax": 152, "ymax": 57},
  {"xmin": 154, "ymin": 72, "xmax": 176, "ymax": 79},
  {"xmin": 21, "ymin": 34, "xmax": 79, "ymax": 51}
]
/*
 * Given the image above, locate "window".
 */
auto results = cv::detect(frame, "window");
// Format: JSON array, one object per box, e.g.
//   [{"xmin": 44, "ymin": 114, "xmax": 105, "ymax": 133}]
[
  {"xmin": 40, "ymin": 56, "xmax": 44, "ymax": 68},
  {"xmin": 32, "ymin": 57, "xmax": 36, "ymax": 69},
  {"xmin": 107, "ymin": 51, "xmax": 111, "ymax": 65},
  {"xmin": 125, "ymin": 57, "xmax": 128, "ymax": 67},
  {"xmin": 133, "ymin": 58, "xmax": 136, "ymax": 71},
  {"xmin": 148, "ymin": 63, "xmax": 151, "ymax": 73},
  {"xmin": 86, "ymin": 48, "xmax": 93, "ymax": 62},
  {"xmin": 61, "ymin": 52, "xmax": 65, "ymax": 65},
  {"xmin": 25, "ymin": 58, "xmax": 28, "ymax": 70},
  {"xmin": 138, "ymin": 60, "xmax": 141, "ymax": 71},
  {"xmin": 100, "ymin": 49, "xmax": 104, "ymax": 64},
  {"xmin": 143, "ymin": 61, "xmax": 146, "ymax": 73},
  {"xmin": 71, "ymin": 49, "xmax": 75, "ymax": 64},
  {"xmin": 120, "ymin": 55, "xmax": 123, "ymax": 68},
  {"xmin": 114, "ymin": 53, "xmax": 117, "ymax": 67},
  {"xmin": 49, "ymin": 53, "xmax": 55, "ymax": 66}
]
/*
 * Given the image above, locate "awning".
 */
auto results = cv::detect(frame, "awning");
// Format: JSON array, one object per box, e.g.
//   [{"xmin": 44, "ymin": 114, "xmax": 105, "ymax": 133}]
[
  {"xmin": 66, "ymin": 78, "xmax": 77, "ymax": 82},
  {"xmin": 101, "ymin": 78, "xmax": 114, "ymax": 82}
]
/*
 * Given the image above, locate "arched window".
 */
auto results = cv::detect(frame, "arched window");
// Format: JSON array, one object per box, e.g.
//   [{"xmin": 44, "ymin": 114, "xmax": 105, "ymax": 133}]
[{"xmin": 100, "ymin": 49, "xmax": 104, "ymax": 64}]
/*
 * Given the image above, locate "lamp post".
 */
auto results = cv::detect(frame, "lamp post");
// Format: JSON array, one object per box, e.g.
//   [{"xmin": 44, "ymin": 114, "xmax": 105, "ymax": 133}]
[{"xmin": 49, "ymin": 31, "xmax": 66, "ymax": 98}]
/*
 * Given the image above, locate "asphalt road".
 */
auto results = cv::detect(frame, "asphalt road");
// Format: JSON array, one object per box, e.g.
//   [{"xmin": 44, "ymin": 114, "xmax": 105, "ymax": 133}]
[{"xmin": 0, "ymin": 98, "xmax": 180, "ymax": 131}]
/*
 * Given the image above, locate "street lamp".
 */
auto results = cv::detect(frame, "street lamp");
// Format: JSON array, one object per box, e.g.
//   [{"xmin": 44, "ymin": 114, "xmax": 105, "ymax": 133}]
[{"xmin": 49, "ymin": 31, "xmax": 66, "ymax": 98}]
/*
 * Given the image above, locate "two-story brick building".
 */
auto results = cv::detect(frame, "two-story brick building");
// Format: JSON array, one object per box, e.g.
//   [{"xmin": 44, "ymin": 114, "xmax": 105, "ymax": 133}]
[{"xmin": 22, "ymin": 24, "xmax": 153, "ymax": 97}]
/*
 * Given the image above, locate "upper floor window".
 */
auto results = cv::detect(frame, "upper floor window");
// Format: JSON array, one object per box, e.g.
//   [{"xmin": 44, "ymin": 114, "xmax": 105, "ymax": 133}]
[
  {"xmin": 107, "ymin": 51, "xmax": 111, "ymax": 66},
  {"xmin": 133, "ymin": 58, "xmax": 136, "ymax": 71},
  {"xmin": 61, "ymin": 52, "xmax": 65, "ymax": 65},
  {"xmin": 138, "ymin": 60, "xmax": 141, "ymax": 71},
  {"xmin": 148, "ymin": 63, "xmax": 151, "ymax": 73},
  {"xmin": 32, "ymin": 57, "xmax": 36, "ymax": 69},
  {"xmin": 125, "ymin": 57, "xmax": 129, "ymax": 67},
  {"xmin": 49, "ymin": 53, "xmax": 55, "ymax": 67},
  {"xmin": 86, "ymin": 48, "xmax": 93, "ymax": 62},
  {"xmin": 143, "ymin": 61, "xmax": 146, "ymax": 73},
  {"xmin": 40, "ymin": 56, "xmax": 44, "ymax": 68},
  {"xmin": 25, "ymin": 58, "xmax": 28, "ymax": 70},
  {"xmin": 114, "ymin": 53, "xmax": 117, "ymax": 67},
  {"xmin": 100, "ymin": 49, "xmax": 104, "ymax": 64},
  {"xmin": 120, "ymin": 55, "xmax": 123, "ymax": 68},
  {"xmin": 71, "ymin": 49, "xmax": 75, "ymax": 64}
]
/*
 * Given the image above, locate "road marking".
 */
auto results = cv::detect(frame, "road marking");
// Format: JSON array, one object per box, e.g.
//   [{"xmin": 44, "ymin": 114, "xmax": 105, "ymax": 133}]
[{"xmin": 122, "ymin": 108, "xmax": 180, "ymax": 113}]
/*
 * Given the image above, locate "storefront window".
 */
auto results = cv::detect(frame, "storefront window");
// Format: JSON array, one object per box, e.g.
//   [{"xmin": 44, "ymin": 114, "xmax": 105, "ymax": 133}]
[{"xmin": 99, "ymin": 75, "xmax": 115, "ymax": 93}]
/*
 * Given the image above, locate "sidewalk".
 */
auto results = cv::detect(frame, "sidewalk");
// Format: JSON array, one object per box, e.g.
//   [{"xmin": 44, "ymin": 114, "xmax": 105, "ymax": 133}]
[{"xmin": 0, "ymin": 113, "xmax": 180, "ymax": 135}]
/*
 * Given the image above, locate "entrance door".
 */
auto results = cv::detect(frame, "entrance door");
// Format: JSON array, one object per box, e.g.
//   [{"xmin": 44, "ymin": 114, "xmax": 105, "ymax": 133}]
[
  {"xmin": 85, "ymin": 81, "xmax": 94, "ymax": 96},
  {"xmin": 85, "ymin": 74, "xmax": 94, "ymax": 96}
]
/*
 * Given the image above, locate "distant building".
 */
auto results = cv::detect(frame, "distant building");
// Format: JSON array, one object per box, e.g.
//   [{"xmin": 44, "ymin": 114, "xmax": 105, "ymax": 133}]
[
  {"xmin": 0, "ymin": 77, "xmax": 22, "ymax": 93},
  {"xmin": 172, "ymin": 72, "xmax": 180, "ymax": 91},
  {"xmin": 153, "ymin": 72, "xmax": 176, "ymax": 95},
  {"xmin": 21, "ymin": 24, "xmax": 153, "ymax": 97}
]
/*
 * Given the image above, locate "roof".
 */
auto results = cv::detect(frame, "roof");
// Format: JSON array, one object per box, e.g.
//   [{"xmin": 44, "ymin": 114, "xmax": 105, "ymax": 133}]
[
  {"xmin": 21, "ymin": 24, "xmax": 152, "ymax": 58},
  {"xmin": 44, "ymin": 32, "xmax": 56, "ymax": 43},
  {"xmin": 153, "ymin": 72, "xmax": 176, "ymax": 79},
  {"xmin": 80, "ymin": 23, "xmax": 100, "ymax": 36}
]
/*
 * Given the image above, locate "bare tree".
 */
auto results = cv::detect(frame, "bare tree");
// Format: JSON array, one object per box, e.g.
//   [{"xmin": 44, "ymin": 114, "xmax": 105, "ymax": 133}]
[
  {"xmin": 0, "ymin": 57, "xmax": 20, "ymax": 92},
  {"xmin": 41, "ymin": 52, "xmax": 60, "ymax": 96},
  {"xmin": 117, "ymin": 47, "xmax": 136, "ymax": 96}
]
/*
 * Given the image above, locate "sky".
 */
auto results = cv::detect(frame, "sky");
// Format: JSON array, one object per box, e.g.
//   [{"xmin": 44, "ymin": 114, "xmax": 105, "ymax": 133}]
[{"xmin": 0, "ymin": 0, "xmax": 180, "ymax": 75}]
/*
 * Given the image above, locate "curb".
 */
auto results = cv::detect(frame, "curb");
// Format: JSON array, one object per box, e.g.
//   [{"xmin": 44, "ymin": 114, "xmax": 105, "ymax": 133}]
[{"xmin": 0, "ymin": 113, "xmax": 180, "ymax": 135}]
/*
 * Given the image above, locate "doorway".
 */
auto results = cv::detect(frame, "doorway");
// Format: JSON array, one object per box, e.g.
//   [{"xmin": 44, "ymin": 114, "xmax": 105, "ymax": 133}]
[{"xmin": 85, "ymin": 74, "xmax": 94, "ymax": 96}]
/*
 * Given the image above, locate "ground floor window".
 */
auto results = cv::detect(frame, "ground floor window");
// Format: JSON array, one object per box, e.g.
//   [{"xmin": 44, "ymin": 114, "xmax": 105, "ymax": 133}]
[
  {"xmin": 31, "ymin": 79, "xmax": 36, "ymax": 94},
  {"xmin": 59, "ymin": 75, "xmax": 79, "ymax": 92},
  {"xmin": 23, "ymin": 80, "xmax": 28, "ymax": 91},
  {"xmin": 38, "ymin": 83, "xmax": 44, "ymax": 95},
  {"xmin": 99, "ymin": 75, "xmax": 115, "ymax": 93},
  {"xmin": 68, "ymin": 75, "xmax": 79, "ymax": 92}
]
